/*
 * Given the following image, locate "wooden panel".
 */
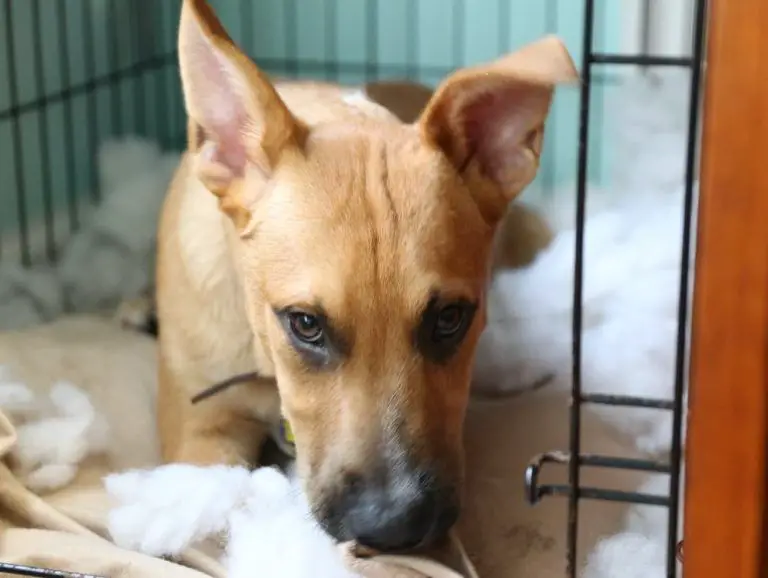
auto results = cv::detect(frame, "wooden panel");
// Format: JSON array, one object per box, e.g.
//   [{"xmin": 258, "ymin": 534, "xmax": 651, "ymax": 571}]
[{"xmin": 684, "ymin": 0, "xmax": 768, "ymax": 577}]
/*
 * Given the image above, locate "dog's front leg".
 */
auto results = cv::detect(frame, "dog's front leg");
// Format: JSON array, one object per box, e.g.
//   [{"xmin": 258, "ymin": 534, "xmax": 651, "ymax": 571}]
[
  {"xmin": 157, "ymin": 360, "xmax": 277, "ymax": 467},
  {"xmin": 175, "ymin": 411, "xmax": 268, "ymax": 467}
]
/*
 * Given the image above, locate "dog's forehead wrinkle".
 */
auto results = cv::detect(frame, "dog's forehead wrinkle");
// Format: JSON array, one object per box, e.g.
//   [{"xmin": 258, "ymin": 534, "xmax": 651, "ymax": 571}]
[{"xmin": 371, "ymin": 137, "xmax": 397, "ymax": 233}]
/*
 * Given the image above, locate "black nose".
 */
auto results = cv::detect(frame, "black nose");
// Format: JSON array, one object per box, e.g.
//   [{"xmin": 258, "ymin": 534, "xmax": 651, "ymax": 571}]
[{"xmin": 338, "ymin": 471, "xmax": 459, "ymax": 552}]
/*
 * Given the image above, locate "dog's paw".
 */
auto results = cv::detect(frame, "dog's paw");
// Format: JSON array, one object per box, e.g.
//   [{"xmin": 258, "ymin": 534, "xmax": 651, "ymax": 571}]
[{"xmin": 105, "ymin": 464, "xmax": 252, "ymax": 557}]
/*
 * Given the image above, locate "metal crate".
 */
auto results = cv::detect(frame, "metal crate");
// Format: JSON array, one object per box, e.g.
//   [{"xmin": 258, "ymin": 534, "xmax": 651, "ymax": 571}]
[{"xmin": 0, "ymin": 1, "xmax": 707, "ymax": 576}]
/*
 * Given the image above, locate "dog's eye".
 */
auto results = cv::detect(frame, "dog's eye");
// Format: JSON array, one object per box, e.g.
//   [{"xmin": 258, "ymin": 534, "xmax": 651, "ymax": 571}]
[
  {"xmin": 288, "ymin": 312, "xmax": 324, "ymax": 344},
  {"xmin": 434, "ymin": 305, "xmax": 465, "ymax": 339},
  {"xmin": 416, "ymin": 297, "xmax": 477, "ymax": 363}
]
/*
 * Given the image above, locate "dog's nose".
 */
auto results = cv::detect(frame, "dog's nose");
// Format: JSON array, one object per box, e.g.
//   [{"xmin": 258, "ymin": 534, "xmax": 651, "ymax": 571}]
[{"xmin": 340, "ymin": 471, "xmax": 459, "ymax": 552}]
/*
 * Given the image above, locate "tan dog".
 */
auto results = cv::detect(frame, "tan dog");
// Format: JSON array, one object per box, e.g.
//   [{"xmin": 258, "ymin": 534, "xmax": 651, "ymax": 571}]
[{"xmin": 156, "ymin": 0, "xmax": 577, "ymax": 553}]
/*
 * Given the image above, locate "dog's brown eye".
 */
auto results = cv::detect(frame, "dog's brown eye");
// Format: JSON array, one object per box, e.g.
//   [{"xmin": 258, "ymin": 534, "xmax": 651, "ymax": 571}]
[
  {"xmin": 289, "ymin": 312, "xmax": 324, "ymax": 344},
  {"xmin": 434, "ymin": 305, "xmax": 465, "ymax": 338},
  {"xmin": 416, "ymin": 297, "xmax": 477, "ymax": 363}
]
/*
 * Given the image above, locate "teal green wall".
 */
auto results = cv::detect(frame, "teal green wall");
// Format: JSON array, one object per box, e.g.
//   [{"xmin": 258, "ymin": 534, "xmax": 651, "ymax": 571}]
[{"xmin": 0, "ymin": 0, "xmax": 620, "ymax": 264}]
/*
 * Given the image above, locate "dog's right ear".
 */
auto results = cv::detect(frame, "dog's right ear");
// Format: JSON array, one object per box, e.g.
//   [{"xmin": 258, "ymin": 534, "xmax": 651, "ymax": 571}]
[
  {"xmin": 178, "ymin": 0, "xmax": 306, "ymax": 223},
  {"xmin": 418, "ymin": 36, "xmax": 578, "ymax": 226}
]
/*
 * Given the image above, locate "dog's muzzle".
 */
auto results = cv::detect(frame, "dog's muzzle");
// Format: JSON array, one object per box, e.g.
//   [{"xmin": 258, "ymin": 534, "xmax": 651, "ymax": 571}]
[{"xmin": 323, "ymin": 467, "xmax": 460, "ymax": 553}]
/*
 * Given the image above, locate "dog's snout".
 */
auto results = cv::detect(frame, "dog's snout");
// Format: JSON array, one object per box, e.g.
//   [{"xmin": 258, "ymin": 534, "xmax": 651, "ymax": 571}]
[{"xmin": 329, "ymin": 469, "xmax": 459, "ymax": 552}]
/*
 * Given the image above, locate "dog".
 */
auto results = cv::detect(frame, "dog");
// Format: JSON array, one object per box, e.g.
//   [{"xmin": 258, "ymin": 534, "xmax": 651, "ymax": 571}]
[{"xmin": 155, "ymin": 0, "xmax": 577, "ymax": 554}]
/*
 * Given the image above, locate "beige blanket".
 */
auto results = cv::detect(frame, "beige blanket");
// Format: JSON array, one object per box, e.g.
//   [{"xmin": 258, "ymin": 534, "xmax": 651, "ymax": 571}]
[
  {"xmin": 0, "ymin": 316, "xmax": 220, "ymax": 577},
  {"xmin": 0, "ymin": 316, "xmax": 641, "ymax": 577}
]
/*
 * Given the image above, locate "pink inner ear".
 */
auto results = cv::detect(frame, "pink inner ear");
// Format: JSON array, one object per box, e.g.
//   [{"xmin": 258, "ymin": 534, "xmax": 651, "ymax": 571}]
[
  {"xmin": 461, "ymin": 83, "xmax": 547, "ymax": 184},
  {"xmin": 185, "ymin": 31, "xmax": 248, "ymax": 174}
]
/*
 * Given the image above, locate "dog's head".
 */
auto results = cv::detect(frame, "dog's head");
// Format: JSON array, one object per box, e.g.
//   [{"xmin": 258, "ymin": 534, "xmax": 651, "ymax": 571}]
[{"xmin": 178, "ymin": 0, "xmax": 577, "ymax": 552}]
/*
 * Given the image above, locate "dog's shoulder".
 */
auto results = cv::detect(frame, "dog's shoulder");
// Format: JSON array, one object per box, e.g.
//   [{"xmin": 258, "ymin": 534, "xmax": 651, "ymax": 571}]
[{"xmin": 159, "ymin": 154, "xmax": 238, "ymax": 295}]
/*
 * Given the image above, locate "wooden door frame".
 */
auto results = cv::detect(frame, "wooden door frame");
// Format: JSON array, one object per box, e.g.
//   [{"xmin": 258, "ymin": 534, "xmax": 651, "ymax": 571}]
[{"xmin": 684, "ymin": 0, "xmax": 768, "ymax": 576}]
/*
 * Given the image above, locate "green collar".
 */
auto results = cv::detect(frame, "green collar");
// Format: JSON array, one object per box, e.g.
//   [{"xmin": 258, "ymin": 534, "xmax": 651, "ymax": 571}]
[
  {"xmin": 275, "ymin": 417, "xmax": 296, "ymax": 458},
  {"xmin": 187, "ymin": 371, "xmax": 297, "ymax": 459}
]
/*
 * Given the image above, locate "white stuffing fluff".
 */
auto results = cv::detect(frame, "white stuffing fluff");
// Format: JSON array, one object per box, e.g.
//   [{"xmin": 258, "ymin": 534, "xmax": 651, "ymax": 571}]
[
  {"xmin": 0, "ymin": 367, "xmax": 38, "ymax": 417},
  {"xmin": 583, "ymin": 532, "xmax": 666, "ymax": 578},
  {"xmin": 604, "ymin": 69, "xmax": 691, "ymax": 198},
  {"xmin": 0, "ymin": 368, "xmax": 110, "ymax": 493},
  {"xmin": 0, "ymin": 136, "xmax": 178, "ymax": 330},
  {"xmin": 58, "ymin": 137, "xmax": 180, "ymax": 312},
  {"xmin": 583, "ymin": 473, "xmax": 683, "ymax": 578},
  {"xmin": 106, "ymin": 464, "xmax": 357, "ymax": 578},
  {"xmin": 0, "ymin": 264, "xmax": 64, "ymax": 331},
  {"xmin": 472, "ymin": 191, "xmax": 690, "ymax": 456}
]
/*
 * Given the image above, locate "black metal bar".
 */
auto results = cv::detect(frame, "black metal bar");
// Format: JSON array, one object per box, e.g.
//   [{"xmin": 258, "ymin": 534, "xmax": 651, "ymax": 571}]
[
  {"xmin": 365, "ymin": 0, "xmax": 378, "ymax": 81},
  {"xmin": 667, "ymin": 1, "xmax": 708, "ymax": 576},
  {"xmin": 108, "ymin": 0, "xmax": 123, "ymax": 135},
  {"xmin": 152, "ymin": 0, "xmax": 170, "ymax": 147},
  {"xmin": 324, "ymin": 0, "xmax": 338, "ymax": 82},
  {"xmin": 30, "ymin": 0, "xmax": 56, "ymax": 262},
  {"xmin": 535, "ymin": 484, "xmax": 670, "ymax": 507},
  {"xmin": 273, "ymin": 58, "xmax": 563, "ymax": 81},
  {"xmin": 0, "ymin": 562, "xmax": 105, "ymax": 578},
  {"xmin": 82, "ymin": 0, "xmax": 101, "ymax": 203},
  {"xmin": 131, "ymin": 0, "xmax": 147, "ymax": 135},
  {"xmin": 525, "ymin": 451, "xmax": 670, "ymax": 506},
  {"xmin": 138, "ymin": 58, "xmax": 449, "ymax": 84},
  {"xmin": 4, "ymin": 0, "xmax": 31, "ymax": 266},
  {"xmin": 579, "ymin": 454, "xmax": 671, "ymax": 473},
  {"xmin": 164, "ymin": 0, "xmax": 181, "ymax": 148},
  {"xmin": 581, "ymin": 393, "xmax": 675, "ymax": 410},
  {"xmin": 203, "ymin": 57, "xmax": 613, "ymax": 89},
  {"xmin": 0, "ymin": 54, "xmax": 177, "ymax": 123},
  {"xmin": 56, "ymin": 0, "xmax": 79, "ymax": 233},
  {"xmin": 568, "ymin": 0, "xmax": 596, "ymax": 575},
  {"xmin": 542, "ymin": 0, "xmax": 559, "ymax": 197},
  {"xmin": 639, "ymin": 0, "xmax": 653, "ymax": 74},
  {"xmin": 591, "ymin": 53, "xmax": 693, "ymax": 67},
  {"xmin": 525, "ymin": 450, "xmax": 567, "ymax": 504}
]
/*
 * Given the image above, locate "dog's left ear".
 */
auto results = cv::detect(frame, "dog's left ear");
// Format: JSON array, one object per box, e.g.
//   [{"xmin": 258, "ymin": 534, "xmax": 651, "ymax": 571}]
[
  {"xmin": 419, "ymin": 36, "xmax": 578, "ymax": 225},
  {"xmin": 178, "ymin": 0, "xmax": 307, "ymax": 228}
]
